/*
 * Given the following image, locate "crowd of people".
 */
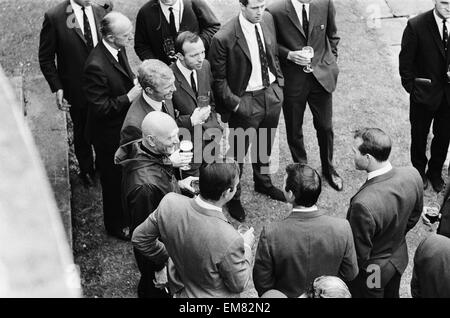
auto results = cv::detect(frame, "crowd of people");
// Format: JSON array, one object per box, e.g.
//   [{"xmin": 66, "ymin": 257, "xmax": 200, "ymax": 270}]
[{"xmin": 38, "ymin": 0, "xmax": 450, "ymax": 298}]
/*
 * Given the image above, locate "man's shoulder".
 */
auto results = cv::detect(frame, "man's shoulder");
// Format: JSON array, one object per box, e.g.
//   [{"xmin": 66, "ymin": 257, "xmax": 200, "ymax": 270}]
[
  {"xmin": 214, "ymin": 17, "xmax": 236, "ymax": 40},
  {"xmin": 408, "ymin": 9, "xmax": 433, "ymax": 26},
  {"xmin": 138, "ymin": 0, "xmax": 159, "ymax": 13},
  {"xmin": 267, "ymin": 0, "xmax": 285, "ymax": 14},
  {"xmin": 394, "ymin": 166, "xmax": 422, "ymax": 182},
  {"xmin": 45, "ymin": 1, "xmax": 68, "ymax": 18}
]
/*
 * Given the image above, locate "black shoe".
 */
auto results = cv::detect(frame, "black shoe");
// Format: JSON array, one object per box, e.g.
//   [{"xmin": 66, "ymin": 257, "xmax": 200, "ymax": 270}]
[
  {"xmin": 107, "ymin": 228, "xmax": 131, "ymax": 241},
  {"xmin": 426, "ymin": 171, "xmax": 444, "ymax": 193},
  {"xmin": 80, "ymin": 172, "xmax": 94, "ymax": 188},
  {"xmin": 255, "ymin": 185, "xmax": 286, "ymax": 202},
  {"xmin": 227, "ymin": 200, "xmax": 246, "ymax": 222},
  {"xmin": 324, "ymin": 170, "xmax": 344, "ymax": 191}
]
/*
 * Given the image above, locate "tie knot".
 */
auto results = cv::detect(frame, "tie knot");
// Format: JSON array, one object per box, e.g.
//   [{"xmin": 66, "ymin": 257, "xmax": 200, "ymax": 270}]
[
  {"xmin": 169, "ymin": 6, "xmax": 174, "ymax": 12},
  {"xmin": 444, "ymin": 19, "xmax": 447, "ymax": 24}
]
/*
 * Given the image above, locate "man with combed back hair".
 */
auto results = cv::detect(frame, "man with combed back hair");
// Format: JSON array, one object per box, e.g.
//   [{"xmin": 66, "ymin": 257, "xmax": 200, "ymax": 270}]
[{"xmin": 347, "ymin": 128, "xmax": 423, "ymax": 298}]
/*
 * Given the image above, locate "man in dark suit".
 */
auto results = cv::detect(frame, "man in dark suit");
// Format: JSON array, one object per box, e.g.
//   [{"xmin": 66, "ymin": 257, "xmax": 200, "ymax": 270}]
[
  {"xmin": 171, "ymin": 31, "xmax": 223, "ymax": 177},
  {"xmin": 253, "ymin": 163, "xmax": 358, "ymax": 298},
  {"xmin": 134, "ymin": 0, "xmax": 220, "ymax": 64},
  {"xmin": 399, "ymin": 0, "xmax": 450, "ymax": 193},
  {"xmin": 411, "ymin": 234, "xmax": 450, "ymax": 298},
  {"xmin": 83, "ymin": 11, "xmax": 142, "ymax": 240},
  {"xmin": 268, "ymin": 0, "xmax": 343, "ymax": 191},
  {"xmin": 347, "ymin": 128, "xmax": 423, "ymax": 298},
  {"xmin": 39, "ymin": 0, "xmax": 107, "ymax": 187},
  {"xmin": 209, "ymin": 0, "xmax": 285, "ymax": 221}
]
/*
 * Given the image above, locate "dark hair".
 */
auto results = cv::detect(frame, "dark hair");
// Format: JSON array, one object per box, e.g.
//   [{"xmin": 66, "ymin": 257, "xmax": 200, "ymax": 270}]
[
  {"xmin": 199, "ymin": 161, "xmax": 240, "ymax": 201},
  {"xmin": 239, "ymin": 0, "xmax": 249, "ymax": 6},
  {"xmin": 285, "ymin": 164, "xmax": 321, "ymax": 207},
  {"xmin": 175, "ymin": 31, "xmax": 201, "ymax": 55},
  {"xmin": 353, "ymin": 128, "xmax": 392, "ymax": 162}
]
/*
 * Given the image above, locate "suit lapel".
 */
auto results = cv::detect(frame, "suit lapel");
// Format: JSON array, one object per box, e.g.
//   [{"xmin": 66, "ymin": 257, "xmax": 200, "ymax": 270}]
[
  {"xmin": 351, "ymin": 169, "xmax": 396, "ymax": 201},
  {"xmin": 286, "ymin": 0, "xmax": 307, "ymax": 41},
  {"xmin": 427, "ymin": 11, "xmax": 446, "ymax": 59},
  {"xmin": 235, "ymin": 18, "xmax": 252, "ymax": 63},
  {"xmin": 92, "ymin": 6, "xmax": 103, "ymax": 41},
  {"xmin": 173, "ymin": 63, "xmax": 197, "ymax": 101},
  {"xmin": 308, "ymin": 1, "xmax": 319, "ymax": 43},
  {"xmin": 66, "ymin": 1, "xmax": 88, "ymax": 46},
  {"xmin": 163, "ymin": 99, "xmax": 176, "ymax": 118},
  {"xmin": 100, "ymin": 42, "xmax": 133, "ymax": 80},
  {"xmin": 119, "ymin": 49, "xmax": 135, "ymax": 80}
]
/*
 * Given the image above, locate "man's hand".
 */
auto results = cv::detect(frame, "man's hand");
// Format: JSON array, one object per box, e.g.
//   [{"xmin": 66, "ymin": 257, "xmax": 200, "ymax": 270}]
[
  {"xmin": 242, "ymin": 227, "xmax": 255, "ymax": 248},
  {"xmin": 178, "ymin": 176, "xmax": 199, "ymax": 193},
  {"xmin": 153, "ymin": 266, "xmax": 168, "ymax": 290},
  {"xmin": 169, "ymin": 150, "xmax": 193, "ymax": 168},
  {"xmin": 191, "ymin": 106, "xmax": 211, "ymax": 126},
  {"xmin": 127, "ymin": 83, "xmax": 142, "ymax": 102},
  {"xmin": 56, "ymin": 89, "xmax": 70, "ymax": 111},
  {"xmin": 287, "ymin": 51, "xmax": 311, "ymax": 66}
]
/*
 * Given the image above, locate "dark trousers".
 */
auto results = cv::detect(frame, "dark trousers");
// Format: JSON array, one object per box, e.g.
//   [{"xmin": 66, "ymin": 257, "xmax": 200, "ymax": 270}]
[
  {"xmin": 134, "ymin": 248, "xmax": 171, "ymax": 298},
  {"xmin": 410, "ymin": 97, "xmax": 450, "ymax": 178},
  {"xmin": 227, "ymin": 82, "xmax": 283, "ymax": 199},
  {"xmin": 283, "ymin": 74, "xmax": 335, "ymax": 175},
  {"xmin": 93, "ymin": 140, "xmax": 125, "ymax": 234},
  {"xmin": 348, "ymin": 261, "xmax": 401, "ymax": 298},
  {"xmin": 69, "ymin": 106, "xmax": 95, "ymax": 175}
]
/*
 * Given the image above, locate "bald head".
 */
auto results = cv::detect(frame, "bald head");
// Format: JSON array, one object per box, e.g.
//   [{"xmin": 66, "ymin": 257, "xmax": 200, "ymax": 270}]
[
  {"xmin": 142, "ymin": 112, "xmax": 179, "ymax": 155},
  {"xmin": 100, "ymin": 12, "xmax": 133, "ymax": 49}
]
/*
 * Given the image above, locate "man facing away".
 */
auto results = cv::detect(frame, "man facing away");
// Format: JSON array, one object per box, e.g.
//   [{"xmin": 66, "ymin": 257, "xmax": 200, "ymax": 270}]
[
  {"xmin": 268, "ymin": 0, "xmax": 343, "ymax": 192},
  {"xmin": 347, "ymin": 128, "xmax": 423, "ymax": 298},
  {"xmin": 253, "ymin": 163, "xmax": 358, "ymax": 298},
  {"xmin": 209, "ymin": 0, "xmax": 286, "ymax": 222},
  {"xmin": 134, "ymin": 0, "xmax": 220, "ymax": 64},
  {"xmin": 117, "ymin": 111, "xmax": 196, "ymax": 298},
  {"xmin": 399, "ymin": 0, "xmax": 450, "ymax": 192},
  {"xmin": 39, "ymin": 0, "xmax": 108, "ymax": 187},
  {"xmin": 82, "ymin": 11, "xmax": 142, "ymax": 240},
  {"xmin": 132, "ymin": 161, "xmax": 255, "ymax": 298}
]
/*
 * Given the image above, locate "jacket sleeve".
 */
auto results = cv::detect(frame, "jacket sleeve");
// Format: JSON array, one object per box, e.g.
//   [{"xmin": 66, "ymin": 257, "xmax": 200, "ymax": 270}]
[
  {"xmin": 191, "ymin": 0, "xmax": 221, "ymax": 53},
  {"xmin": 399, "ymin": 19, "xmax": 418, "ymax": 94},
  {"xmin": 347, "ymin": 202, "xmax": 376, "ymax": 269},
  {"xmin": 338, "ymin": 221, "xmax": 359, "ymax": 281},
  {"xmin": 131, "ymin": 201, "xmax": 169, "ymax": 271},
  {"xmin": 82, "ymin": 63, "xmax": 130, "ymax": 119},
  {"xmin": 252, "ymin": 227, "xmax": 276, "ymax": 296},
  {"xmin": 209, "ymin": 36, "xmax": 241, "ymax": 112},
  {"xmin": 39, "ymin": 12, "xmax": 63, "ymax": 93},
  {"xmin": 406, "ymin": 173, "xmax": 424, "ymax": 233},
  {"xmin": 127, "ymin": 184, "xmax": 165, "ymax": 231},
  {"xmin": 218, "ymin": 236, "xmax": 252, "ymax": 294},
  {"xmin": 134, "ymin": 8, "xmax": 156, "ymax": 61},
  {"xmin": 327, "ymin": 0, "xmax": 340, "ymax": 59}
]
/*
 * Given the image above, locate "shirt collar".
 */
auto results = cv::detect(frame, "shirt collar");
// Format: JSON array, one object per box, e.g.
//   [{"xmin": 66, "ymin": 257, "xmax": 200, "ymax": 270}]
[
  {"xmin": 176, "ymin": 59, "xmax": 196, "ymax": 83},
  {"xmin": 292, "ymin": 205, "xmax": 318, "ymax": 213},
  {"xmin": 239, "ymin": 12, "xmax": 261, "ymax": 34},
  {"xmin": 367, "ymin": 162, "xmax": 393, "ymax": 181},
  {"xmin": 102, "ymin": 39, "xmax": 120, "ymax": 61},
  {"xmin": 142, "ymin": 92, "xmax": 163, "ymax": 111},
  {"xmin": 292, "ymin": 0, "xmax": 310, "ymax": 16},
  {"xmin": 195, "ymin": 196, "xmax": 223, "ymax": 213}
]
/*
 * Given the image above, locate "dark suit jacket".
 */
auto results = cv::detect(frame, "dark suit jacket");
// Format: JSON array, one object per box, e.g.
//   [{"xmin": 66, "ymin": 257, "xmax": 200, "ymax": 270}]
[
  {"xmin": 82, "ymin": 41, "xmax": 135, "ymax": 149},
  {"xmin": 39, "ymin": 0, "xmax": 105, "ymax": 107},
  {"xmin": 268, "ymin": 0, "xmax": 339, "ymax": 94},
  {"xmin": 399, "ymin": 10, "xmax": 450, "ymax": 111},
  {"xmin": 134, "ymin": 0, "xmax": 220, "ymax": 64},
  {"xmin": 253, "ymin": 210, "xmax": 358, "ymax": 298},
  {"xmin": 411, "ymin": 234, "xmax": 450, "ymax": 298},
  {"xmin": 170, "ymin": 60, "xmax": 222, "ymax": 140},
  {"xmin": 120, "ymin": 94, "xmax": 175, "ymax": 146},
  {"xmin": 209, "ymin": 12, "xmax": 284, "ymax": 123},
  {"xmin": 346, "ymin": 167, "xmax": 423, "ymax": 275}
]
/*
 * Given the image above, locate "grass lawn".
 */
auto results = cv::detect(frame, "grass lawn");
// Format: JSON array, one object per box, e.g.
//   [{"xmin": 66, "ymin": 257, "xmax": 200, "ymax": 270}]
[{"xmin": 0, "ymin": 0, "xmax": 439, "ymax": 298}]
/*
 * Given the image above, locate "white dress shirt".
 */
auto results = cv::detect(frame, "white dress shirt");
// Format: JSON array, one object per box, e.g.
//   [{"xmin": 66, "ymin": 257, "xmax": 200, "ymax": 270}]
[
  {"xmin": 367, "ymin": 162, "xmax": 393, "ymax": 181},
  {"xmin": 142, "ymin": 92, "xmax": 163, "ymax": 111},
  {"xmin": 70, "ymin": 0, "xmax": 98, "ymax": 46},
  {"xmin": 160, "ymin": 0, "xmax": 184, "ymax": 32},
  {"xmin": 291, "ymin": 0, "xmax": 310, "ymax": 27},
  {"xmin": 434, "ymin": 9, "xmax": 448, "ymax": 40},
  {"xmin": 195, "ymin": 196, "xmax": 223, "ymax": 213},
  {"xmin": 176, "ymin": 59, "xmax": 197, "ymax": 89},
  {"xmin": 102, "ymin": 39, "xmax": 120, "ymax": 62},
  {"xmin": 292, "ymin": 205, "xmax": 318, "ymax": 213},
  {"xmin": 238, "ymin": 13, "xmax": 276, "ymax": 92}
]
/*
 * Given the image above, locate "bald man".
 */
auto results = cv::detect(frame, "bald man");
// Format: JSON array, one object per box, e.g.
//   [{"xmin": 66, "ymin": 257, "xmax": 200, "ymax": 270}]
[
  {"xmin": 117, "ymin": 111, "xmax": 195, "ymax": 298},
  {"xmin": 83, "ymin": 11, "xmax": 142, "ymax": 240}
]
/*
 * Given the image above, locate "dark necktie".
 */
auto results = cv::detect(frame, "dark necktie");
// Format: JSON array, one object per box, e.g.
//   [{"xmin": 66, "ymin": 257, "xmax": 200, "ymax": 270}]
[
  {"xmin": 255, "ymin": 25, "xmax": 270, "ymax": 88},
  {"xmin": 302, "ymin": 4, "xmax": 309, "ymax": 42},
  {"xmin": 162, "ymin": 100, "xmax": 168, "ymax": 113},
  {"xmin": 117, "ymin": 51, "xmax": 131, "ymax": 78},
  {"xmin": 190, "ymin": 71, "xmax": 198, "ymax": 96},
  {"xmin": 81, "ymin": 6, "xmax": 94, "ymax": 51},
  {"xmin": 169, "ymin": 7, "xmax": 177, "ymax": 38},
  {"xmin": 444, "ymin": 19, "xmax": 448, "ymax": 51}
]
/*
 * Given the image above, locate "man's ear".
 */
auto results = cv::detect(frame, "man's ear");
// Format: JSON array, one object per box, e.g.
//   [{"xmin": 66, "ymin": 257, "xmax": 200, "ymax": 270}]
[
  {"xmin": 146, "ymin": 135, "xmax": 157, "ymax": 147},
  {"xmin": 176, "ymin": 52, "xmax": 184, "ymax": 61},
  {"xmin": 285, "ymin": 189, "xmax": 294, "ymax": 203}
]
